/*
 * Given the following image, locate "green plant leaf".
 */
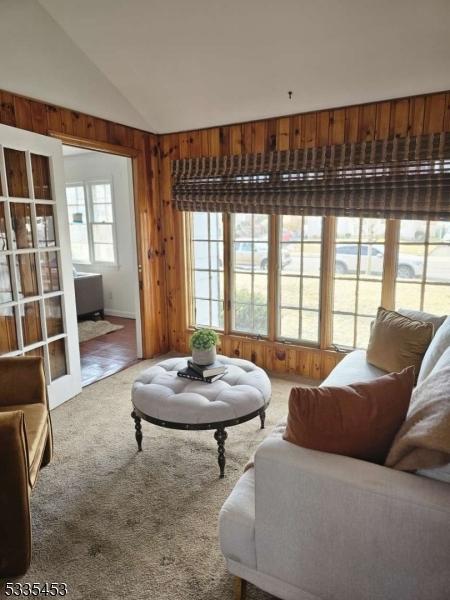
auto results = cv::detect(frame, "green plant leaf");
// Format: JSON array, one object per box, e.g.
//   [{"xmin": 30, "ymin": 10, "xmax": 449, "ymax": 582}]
[{"xmin": 190, "ymin": 328, "xmax": 219, "ymax": 350}]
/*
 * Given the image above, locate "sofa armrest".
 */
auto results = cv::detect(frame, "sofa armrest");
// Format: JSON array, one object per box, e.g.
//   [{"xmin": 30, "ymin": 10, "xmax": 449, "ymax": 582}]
[
  {"xmin": 254, "ymin": 437, "xmax": 450, "ymax": 600},
  {"xmin": 0, "ymin": 357, "xmax": 47, "ymax": 407},
  {"xmin": 0, "ymin": 411, "xmax": 32, "ymax": 576}
]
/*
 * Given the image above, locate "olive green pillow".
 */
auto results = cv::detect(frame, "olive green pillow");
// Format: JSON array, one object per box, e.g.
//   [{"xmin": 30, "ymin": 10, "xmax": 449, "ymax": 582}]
[{"xmin": 367, "ymin": 307, "xmax": 433, "ymax": 378}]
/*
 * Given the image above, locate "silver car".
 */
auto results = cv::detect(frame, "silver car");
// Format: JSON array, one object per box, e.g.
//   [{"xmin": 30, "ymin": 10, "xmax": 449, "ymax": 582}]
[{"xmin": 334, "ymin": 244, "xmax": 443, "ymax": 280}]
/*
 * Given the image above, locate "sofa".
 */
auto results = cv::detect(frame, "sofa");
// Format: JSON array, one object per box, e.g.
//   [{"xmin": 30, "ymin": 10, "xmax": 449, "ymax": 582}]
[
  {"xmin": 74, "ymin": 271, "xmax": 104, "ymax": 318},
  {"xmin": 219, "ymin": 317, "xmax": 450, "ymax": 600},
  {"xmin": 0, "ymin": 357, "xmax": 53, "ymax": 576}
]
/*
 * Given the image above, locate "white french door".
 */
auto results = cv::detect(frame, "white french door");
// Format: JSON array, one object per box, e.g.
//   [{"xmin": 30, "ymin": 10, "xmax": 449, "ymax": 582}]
[{"xmin": 0, "ymin": 124, "xmax": 81, "ymax": 408}]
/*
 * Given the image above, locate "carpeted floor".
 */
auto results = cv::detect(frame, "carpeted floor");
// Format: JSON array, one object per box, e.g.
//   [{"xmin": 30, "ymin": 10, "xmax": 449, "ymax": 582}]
[{"xmin": 1, "ymin": 357, "xmax": 316, "ymax": 600}]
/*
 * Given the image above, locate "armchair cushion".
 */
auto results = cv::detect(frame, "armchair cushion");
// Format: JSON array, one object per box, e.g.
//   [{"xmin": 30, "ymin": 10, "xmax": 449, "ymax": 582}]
[
  {"xmin": 0, "ymin": 357, "xmax": 52, "ymax": 576},
  {"xmin": 0, "ymin": 357, "xmax": 47, "ymax": 407},
  {"xmin": 0, "ymin": 411, "xmax": 32, "ymax": 575},
  {"xmin": 0, "ymin": 404, "xmax": 48, "ymax": 487}
]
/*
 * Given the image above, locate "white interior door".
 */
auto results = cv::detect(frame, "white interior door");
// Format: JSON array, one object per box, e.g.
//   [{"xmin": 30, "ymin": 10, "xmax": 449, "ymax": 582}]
[{"xmin": 0, "ymin": 124, "xmax": 81, "ymax": 408}]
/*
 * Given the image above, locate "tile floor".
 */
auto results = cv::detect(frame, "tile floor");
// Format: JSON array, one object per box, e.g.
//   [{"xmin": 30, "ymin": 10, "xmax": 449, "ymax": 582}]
[{"xmin": 79, "ymin": 316, "xmax": 140, "ymax": 387}]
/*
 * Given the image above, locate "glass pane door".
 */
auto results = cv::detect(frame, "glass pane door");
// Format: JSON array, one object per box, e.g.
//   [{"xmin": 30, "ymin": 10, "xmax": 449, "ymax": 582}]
[{"xmin": 0, "ymin": 124, "xmax": 81, "ymax": 407}]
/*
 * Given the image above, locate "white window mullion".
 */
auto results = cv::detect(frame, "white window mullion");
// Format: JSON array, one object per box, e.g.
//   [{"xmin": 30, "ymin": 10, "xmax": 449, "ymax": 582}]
[
  {"xmin": 207, "ymin": 214, "xmax": 213, "ymax": 326},
  {"xmin": 85, "ymin": 182, "xmax": 95, "ymax": 264},
  {"xmin": 0, "ymin": 145, "xmax": 9, "ymax": 198},
  {"xmin": 2, "ymin": 180, "xmax": 23, "ymax": 351},
  {"xmin": 420, "ymin": 221, "xmax": 431, "ymax": 310},
  {"xmin": 353, "ymin": 219, "xmax": 363, "ymax": 347},
  {"xmin": 298, "ymin": 217, "xmax": 305, "ymax": 340}
]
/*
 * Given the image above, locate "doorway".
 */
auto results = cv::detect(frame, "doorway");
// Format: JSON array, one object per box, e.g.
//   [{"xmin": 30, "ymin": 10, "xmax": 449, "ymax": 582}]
[{"xmin": 62, "ymin": 145, "xmax": 141, "ymax": 386}]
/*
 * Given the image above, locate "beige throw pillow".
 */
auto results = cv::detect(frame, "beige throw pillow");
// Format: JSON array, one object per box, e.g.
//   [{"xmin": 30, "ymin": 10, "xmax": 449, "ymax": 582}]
[
  {"xmin": 398, "ymin": 308, "xmax": 446, "ymax": 337},
  {"xmin": 385, "ymin": 362, "xmax": 450, "ymax": 471},
  {"xmin": 367, "ymin": 307, "xmax": 433, "ymax": 377}
]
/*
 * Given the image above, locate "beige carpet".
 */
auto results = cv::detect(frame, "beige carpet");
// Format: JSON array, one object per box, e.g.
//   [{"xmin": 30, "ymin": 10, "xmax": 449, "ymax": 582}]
[
  {"xmin": 78, "ymin": 319, "xmax": 124, "ymax": 343},
  {"xmin": 1, "ymin": 357, "xmax": 316, "ymax": 600}
]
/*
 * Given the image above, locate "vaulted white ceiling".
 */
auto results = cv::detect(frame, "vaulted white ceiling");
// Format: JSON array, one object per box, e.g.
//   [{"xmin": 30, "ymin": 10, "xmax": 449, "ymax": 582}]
[
  {"xmin": 0, "ymin": 0, "xmax": 150, "ymax": 130},
  {"xmin": 2, "ymin": 0, "xmax": 450, "ymax": 133}
]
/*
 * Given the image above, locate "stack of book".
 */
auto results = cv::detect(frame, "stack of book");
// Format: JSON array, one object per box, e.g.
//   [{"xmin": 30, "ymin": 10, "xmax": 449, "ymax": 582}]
[{"xmin": 177, "ymin": 360, "xmax": 226, "ymax": 383}]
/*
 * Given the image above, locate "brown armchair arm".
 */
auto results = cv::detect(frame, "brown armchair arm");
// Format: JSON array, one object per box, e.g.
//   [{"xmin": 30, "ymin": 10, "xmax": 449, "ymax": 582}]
[
  {"xmin": 0, "ymin": 411, "xmax": 32, "ymax": 576},
  {"xmin": 0, "ymin": 357, "xmax": 47, "ymax": 407}
]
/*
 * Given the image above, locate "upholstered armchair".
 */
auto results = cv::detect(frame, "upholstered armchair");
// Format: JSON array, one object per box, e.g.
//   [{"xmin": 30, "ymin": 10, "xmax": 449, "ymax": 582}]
[{"xmin": 0, "ymin": 357, "xmax": 53, "ymax": 576}]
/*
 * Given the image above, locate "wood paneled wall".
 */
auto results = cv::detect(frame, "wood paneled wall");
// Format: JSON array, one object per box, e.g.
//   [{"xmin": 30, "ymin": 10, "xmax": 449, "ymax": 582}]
[
  {"xmin": 0, "ymin": 90, "xmax": 168, "ymax": 358},
  {"xmin": 159, "ymin": 91, "xmax": 450, "ymax": 379},
  {"xmin": 2, "ymin": 88, "xmax": 450, "ymax": 378}
]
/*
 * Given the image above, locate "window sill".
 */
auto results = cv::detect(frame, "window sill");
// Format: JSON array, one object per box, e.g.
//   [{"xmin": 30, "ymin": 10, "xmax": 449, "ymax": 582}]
[{"xmin": 185, "ymin": 327, "xmax": 348, "ymax": 355}]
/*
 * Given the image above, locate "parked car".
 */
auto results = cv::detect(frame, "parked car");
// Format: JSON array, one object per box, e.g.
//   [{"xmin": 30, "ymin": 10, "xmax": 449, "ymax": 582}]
[
  {"xmin": 425, "ymin": 244, "xmax": 450, "ymax": 281},
  {"xmin": 334, "ymin": 244, "xmax": 425, "ymax": 279},
  {"xmin": 234, "ymin": 242, "xmax": 291, "ymax": 270}
]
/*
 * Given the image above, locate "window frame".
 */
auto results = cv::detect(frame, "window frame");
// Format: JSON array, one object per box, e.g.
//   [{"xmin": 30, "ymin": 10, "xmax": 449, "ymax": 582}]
[
  {"xmin": 230, "ymin": 213, "xmax": 271, "ymax": 338},
  {"xmin": 65, "ymin": 182, "xmax": 89, "ymax": 264},
  {"xmin": 188, "ymin": 212, "xmax": 225, "ymax": 330},
  {"xmin": 65, "ymin": 178, "xmax": 118, "ymax": 267},
  {"xmin": 394, "ymin": 219, "xmax": 450, "ymax": 313},
  {"xmin": 277, "ymin": 215, "xmax": 324, "ymax": 347},
  {"xmin": 331, "ymin": 217, "xmax": 387, "ymax": 350},
  {"xmin": 184, "ymin": 213, "xmax": 450, "ymax": 351}
]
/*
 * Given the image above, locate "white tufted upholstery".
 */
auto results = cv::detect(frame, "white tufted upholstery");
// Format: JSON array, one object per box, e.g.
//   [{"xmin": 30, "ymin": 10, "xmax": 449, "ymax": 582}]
[{"xmin": 132, "ymin": 355, "xmax": 271, "ymax": 425}]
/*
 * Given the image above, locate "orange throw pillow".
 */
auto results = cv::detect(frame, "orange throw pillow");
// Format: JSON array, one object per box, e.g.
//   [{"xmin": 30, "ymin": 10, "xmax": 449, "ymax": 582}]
[{"xmin": 283, "ymin": 367, "xmax": 414, "ymax": 464}]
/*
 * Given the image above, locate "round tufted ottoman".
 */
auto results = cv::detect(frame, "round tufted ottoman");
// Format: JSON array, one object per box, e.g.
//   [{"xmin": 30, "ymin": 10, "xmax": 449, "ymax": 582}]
[{"xmin": 131, "ymin": 355, "xmax": 271, "ymax": 477}]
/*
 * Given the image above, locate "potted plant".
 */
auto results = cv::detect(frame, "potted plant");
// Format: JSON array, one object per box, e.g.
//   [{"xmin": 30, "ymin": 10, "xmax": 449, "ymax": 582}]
[{"xmin": 190, "ymin": 328, "xmax": 219, "ymax": 366}]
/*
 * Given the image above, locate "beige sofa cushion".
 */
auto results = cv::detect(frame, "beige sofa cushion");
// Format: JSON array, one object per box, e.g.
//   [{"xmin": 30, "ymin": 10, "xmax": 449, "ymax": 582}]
[
  {"xmin": 367, "ymin": 307, "xmax": 433, "ymax": 378},
  {"xmin": 418, "ymin": 316, "xmax": 450, "ymax": 384},
  {"xmin": 398, "ymin": 308, "xmax": 446, "ymax": 336},
  {"xmin": 415, "ymin": 347, "xmax": 450, "ymax": 482},
  {"xmin": 385, "ymin": 360, "xmax": 450, "ymax": 472}
]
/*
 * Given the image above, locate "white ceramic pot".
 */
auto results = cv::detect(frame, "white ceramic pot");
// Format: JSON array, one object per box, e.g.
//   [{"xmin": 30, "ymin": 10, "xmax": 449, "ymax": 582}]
[{"xmin": 192, "ymin": 346, "xmax": 216, "ymax": 366}]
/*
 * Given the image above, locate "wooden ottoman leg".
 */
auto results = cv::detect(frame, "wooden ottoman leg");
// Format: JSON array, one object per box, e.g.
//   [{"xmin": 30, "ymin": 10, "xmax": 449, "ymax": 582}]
[
  {"xmin": 259, "ymin": 408, "xmax": 266, "ymax": 429},
  {"xmin": 233, "ymin": 577, "xmax": 247, "ymax": 600},
  {"xmin": 131, "ymin": 410, "xmax": 143, "ymax": 451},
  {"xmin": 214, "ymin": 428, "xmax": 228, "ymax": 478}
]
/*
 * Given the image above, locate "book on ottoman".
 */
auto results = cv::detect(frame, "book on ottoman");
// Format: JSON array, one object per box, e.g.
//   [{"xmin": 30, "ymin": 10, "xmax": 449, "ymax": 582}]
[
  {"xmin": 177, "ymin": 366, "xmax": 225, "ymax": 383},
  {"xmin": 187, "ymin": 359, "xmax": 226, "ymax": 378}
]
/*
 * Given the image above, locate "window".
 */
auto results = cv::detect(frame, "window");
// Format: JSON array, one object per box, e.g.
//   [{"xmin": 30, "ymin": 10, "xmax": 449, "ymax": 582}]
[
  {"xmin": 279, "ymin": 216, "xmax": 322, "ymax": 343},
  {"xmin": 332, "ymin": 217, "xmax": 386, "ymax": 349},
  {"xmin": 395, "ymin": 220, "xmax": 450, "ymax": 314},
  {"xmin": 232, "ymin": 214, "xmax": 269, "ymax": 335},
  {"xmin": 65, "ymin": 181, "xmax": 116, "ymax": 264},
  {"xmin": 66, "ymin": 185, "xmax": 89, "ymax": 263},
  {"xmin": 190, "ymin": 212, "xmax": 224, "ymax": 328},
  {"xmin": 186, "ymin": 212, "xmax": 448, "ymax": 351},
  {"xmin": 91, "ymin": 183, "xmax": 115, "ymax": 263}
]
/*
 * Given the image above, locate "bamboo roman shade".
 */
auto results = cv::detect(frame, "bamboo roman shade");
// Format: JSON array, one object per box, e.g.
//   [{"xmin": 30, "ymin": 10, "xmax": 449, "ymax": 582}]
[{"xmin": 172, "ymin": 132, "xmax": 450, "ymax": 219}]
